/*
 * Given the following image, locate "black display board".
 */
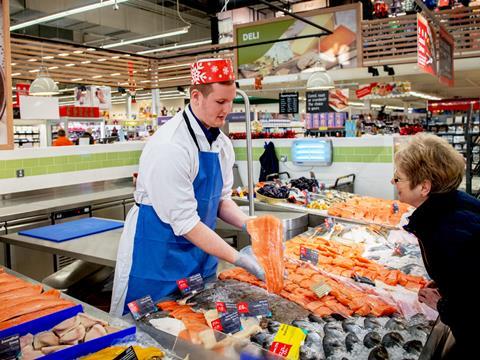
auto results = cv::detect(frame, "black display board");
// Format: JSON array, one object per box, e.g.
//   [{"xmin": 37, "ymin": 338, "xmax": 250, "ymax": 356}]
[
  {"xmin": 306, "ymin": 91, "xmax": 329, "ymax": 113},
  {"xmin": 279, "ymin": 92, "xmax": 299, "ymax": 114}
]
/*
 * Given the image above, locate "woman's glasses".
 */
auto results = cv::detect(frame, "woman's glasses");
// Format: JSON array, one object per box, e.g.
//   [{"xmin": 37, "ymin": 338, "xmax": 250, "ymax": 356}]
[{"xmin": 392, "ymin": 172, "xmax": 408, "ymax": 183}]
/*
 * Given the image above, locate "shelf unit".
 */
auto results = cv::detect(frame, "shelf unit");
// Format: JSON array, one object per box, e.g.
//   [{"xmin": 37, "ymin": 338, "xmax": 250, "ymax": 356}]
[{"xmin": 13, "ymin": 126, "xmax": 41, "ymax": 148}]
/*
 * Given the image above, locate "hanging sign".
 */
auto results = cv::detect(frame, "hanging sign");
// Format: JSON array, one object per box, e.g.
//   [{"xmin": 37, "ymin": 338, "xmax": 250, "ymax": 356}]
[
  {"xmin": 306, "ymin": 91, "xmax": 329, "ymax": 113},
  {"xmin": 14, "ymin": 84, "xmax": 30, "ymax": 108},
  {"xmin": 438, "ymin": 26, "xmax": 454, "ymax": 87},
  {"xmin": 356, "ymin": 82, "xmax": 411, "ymax": 99},
  {"xmin": 279, "ymin": 92, "xmax": 299, "ymax": 114},
  {"xmin": 417, "ymin": 13, "xmax": 437, "ymax": 77}
]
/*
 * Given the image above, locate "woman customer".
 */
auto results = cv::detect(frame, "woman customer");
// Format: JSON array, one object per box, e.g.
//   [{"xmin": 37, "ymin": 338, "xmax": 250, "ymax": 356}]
[{"xmin": 393, "ymin": 133, "xmax": 480, "ymax": 359}]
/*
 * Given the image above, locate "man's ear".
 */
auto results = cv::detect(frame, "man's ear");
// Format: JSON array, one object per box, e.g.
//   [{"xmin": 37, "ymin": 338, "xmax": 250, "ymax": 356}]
[
  {"xmin": 421, "ymin": 179, "xmax": 432, "ymax": 198},
  {"xmin": 190, "ymin": 89, "xmax": 201, "ymax": 107}
]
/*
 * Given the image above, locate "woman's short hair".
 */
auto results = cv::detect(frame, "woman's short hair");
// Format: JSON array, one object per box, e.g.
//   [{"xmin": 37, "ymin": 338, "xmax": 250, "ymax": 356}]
[{"xmin": 395, "ymin": 133, "xmax": 465, "ymax": 194}]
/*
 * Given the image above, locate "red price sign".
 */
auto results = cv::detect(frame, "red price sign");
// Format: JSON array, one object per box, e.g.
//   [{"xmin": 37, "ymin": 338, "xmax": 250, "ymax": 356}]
[
  {"xmin": 237, "ymin": 302, "xmax": 249, "ymax": 314},
  {"xmin": 211, "ymin": 318, "xmax": 223, "ymax": 331},
  {"xmin": 176, "ymin": 279, "xmax": 188, "ymax": 291},
  {"xmin": 270, "ymin": 342, "xmax": 292, "ymax": 357},
  {"xmin": 300, "ymin": 245, "xmax": 307, "ymax": 257},
  {"xmin": 417, "ymin": 13, "xmax": 437, "ymax": 77},
  {"xmin": 127, "ymin": 302, "xmax": 139, "ymax": 313},
  {"xmin": 216, "ymin": 302, "xmax": 227, "ymax": 313}
]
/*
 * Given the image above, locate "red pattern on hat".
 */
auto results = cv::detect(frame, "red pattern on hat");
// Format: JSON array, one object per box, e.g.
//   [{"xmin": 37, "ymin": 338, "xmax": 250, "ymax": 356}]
[{"xmin": 191, "ymin": 59, "xmax": 235, "ymax": 85}]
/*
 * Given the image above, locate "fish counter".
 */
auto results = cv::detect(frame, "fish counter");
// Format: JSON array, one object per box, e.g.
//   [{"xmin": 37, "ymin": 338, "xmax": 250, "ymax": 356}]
[{"xmin": 124, "ymin": 217, "xmax": 436, "ymax": 360}]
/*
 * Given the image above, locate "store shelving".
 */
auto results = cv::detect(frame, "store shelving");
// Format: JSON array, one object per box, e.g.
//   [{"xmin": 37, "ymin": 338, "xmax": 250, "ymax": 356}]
[{"xmin": 13, "ymin": 126, "xmax": 41, "ymax": 148}]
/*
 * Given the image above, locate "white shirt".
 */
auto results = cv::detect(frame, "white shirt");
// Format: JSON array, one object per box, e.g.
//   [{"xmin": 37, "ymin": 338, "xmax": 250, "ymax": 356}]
[{"xmin": 135, "ymin": 106, "xmax": 235, "ymax": 236}]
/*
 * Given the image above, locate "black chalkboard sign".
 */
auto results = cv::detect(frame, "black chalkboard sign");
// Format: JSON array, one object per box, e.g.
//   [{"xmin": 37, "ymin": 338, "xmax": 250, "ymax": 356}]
[
  {"xmin": 306, "ymin": 91, "xmax": 329, "ymax": 113},
  {"xmin": 279, "ymin": 92, "xmax": 299, "ymax": 114}
]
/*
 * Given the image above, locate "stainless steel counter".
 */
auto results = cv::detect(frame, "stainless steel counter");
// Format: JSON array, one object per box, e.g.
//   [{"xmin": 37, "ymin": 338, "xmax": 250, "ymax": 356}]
[
  {"xmin": 0, "ymin": 179, "xmax": 134, "ymax": 222},
  {"xmin": 0, "ymin": 221, "xmax": 122, "ymax": 267}
]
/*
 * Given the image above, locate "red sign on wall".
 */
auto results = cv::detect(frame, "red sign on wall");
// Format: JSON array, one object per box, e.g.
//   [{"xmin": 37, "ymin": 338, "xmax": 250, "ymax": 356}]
[
  {"xmin": 417, "ymin": 13, "xmax": 437, "ymax": 77},
  {"xmin": 14, "ymin": 83, "xmax": 30, "ymax": 108}
]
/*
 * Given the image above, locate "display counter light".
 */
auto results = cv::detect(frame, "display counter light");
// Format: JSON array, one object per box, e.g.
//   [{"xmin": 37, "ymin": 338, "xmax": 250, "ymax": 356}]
[{"xmin": 292, "ymin": 139, "xmax": 333, "ymax": 166}]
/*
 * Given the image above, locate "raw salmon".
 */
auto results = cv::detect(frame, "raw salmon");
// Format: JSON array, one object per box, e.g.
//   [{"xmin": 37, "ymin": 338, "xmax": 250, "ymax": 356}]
[
  {"xmin": 0, "ymin": 304, "xmax": 74, "ymax": 330},
  {"xmin": 247, "ymin": 215, "xmax": 284, "ymax": 294},
  {"xmin": 0, "ymin": 289, "xmax": 60, "ymax": 311},
  {"xmin": 0, "ymin": 298, "xmax": 74, "ymax": 323},
  {"xmin": 0, "ymin": 285, "xmax": 42, "ymax": 302}
]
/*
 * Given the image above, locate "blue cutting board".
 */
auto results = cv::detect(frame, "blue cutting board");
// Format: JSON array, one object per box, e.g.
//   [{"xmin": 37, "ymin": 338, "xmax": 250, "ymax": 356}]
[{"xmin": 19, "ymin": 217, "xmax": 124, "ymax": 242}]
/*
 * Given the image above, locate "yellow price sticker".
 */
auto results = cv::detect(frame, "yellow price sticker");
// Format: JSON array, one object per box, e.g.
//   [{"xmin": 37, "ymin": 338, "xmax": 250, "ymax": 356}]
[
  {"xmin": 269, "ymin": 324, "xmax": 306, "ymax": 360},
  {"xmin": 319, "ymin": 126, "xmax": 328, "ymax": 131}
]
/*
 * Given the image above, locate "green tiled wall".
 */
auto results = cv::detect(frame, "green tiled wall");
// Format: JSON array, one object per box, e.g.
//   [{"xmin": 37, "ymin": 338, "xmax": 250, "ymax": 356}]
[
  {"xmin": 234, "ymin": 146, "xmax": 392, "ymax": 163},
  {"xmin": 0, "ymin": 150, "xmax": 142, "ymax": 179}
]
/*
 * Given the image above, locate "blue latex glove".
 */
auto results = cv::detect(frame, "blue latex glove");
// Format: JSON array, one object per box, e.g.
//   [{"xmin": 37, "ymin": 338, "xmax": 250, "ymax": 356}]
[{"xmin": 234, "ymin": 252, "xmax": 265, "ymax": 281}]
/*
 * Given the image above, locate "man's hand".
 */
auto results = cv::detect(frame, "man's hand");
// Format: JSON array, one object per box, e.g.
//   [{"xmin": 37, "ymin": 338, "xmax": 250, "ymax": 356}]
[
  {"xmin": 418, "ymin": 285, "xmax": 441, "ymax": 310},
  {"xmin": 234, "ymin": 253, "xmax": 265, "ymax": 281}
]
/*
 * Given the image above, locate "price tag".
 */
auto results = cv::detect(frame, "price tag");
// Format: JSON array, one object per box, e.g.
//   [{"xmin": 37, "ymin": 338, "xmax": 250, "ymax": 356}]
[
  {"xmin": 237, "ymin": 300, "xmax": 271, "ymax": 317},
  {"xmin": 127, "ymin": 295, "xmax": 157, "ymax": 320},
  {"xmin": 212, "ymin": 312, "xmax": 242, "ymax": 334},
  {"xmin": 269, "ymin": 324, "xmax": 306, "ymax": 360},
  {"xmin": 300, "ymin": 245, "xmax": 319, "ymax": 265},
  {"xmin": 113, "ymin": 346, "xmax": 139, "ymax": 360},
  {"xmin": 392, "ymin": 202, "xmax": 399, "ymax": 214},
  {"xmin": 216, "ymin": 301, "xmax": 237, "ymax": 314},
  {"xmin": 319, "ymin": 126, "xmax": 328, "ymax": 131},
  {"xmin": 176, "ymin": 273, "xmax": 204, "ymax": 296},
  {"xmin": 324, "ymin": 217, "xmax": 335, "ymax": 230},
  {"xmin": 311, "ymin": 281, "xmax": 332, "ymax": 299},
  {"xmin": 0, "ymin": 335, "xmax": 20, "ymax": 360}
]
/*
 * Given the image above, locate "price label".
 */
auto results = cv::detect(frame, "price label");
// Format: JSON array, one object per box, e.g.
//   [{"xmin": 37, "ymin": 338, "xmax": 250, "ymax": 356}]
[
  {"xmin": 176, "ymin": 273, "xmax": 204, "ymax": 296},
  {"xmin": 392, "ymin": 202, "xmax": 399, "ymax": 214},
  {"xmin": 212, "ymin": 312, "xmax": 242, "ymax": 334},
  {"xmin": 127, "ymin": 295, "xmax": 157, "ymax": 320},
  {"xmin": 300, "ymin": 245, "xmax": 319, "ymax": 265},
  {"xmin": 246, "ymin": 300, "xmax": 271, "ymax": 317},
  {"xmin": 216, "ymin": 301, "xmax": 237, "ymax": 314},
  {"xmin": 324, "ymin": 217, "xmax": 335, "ymax": 229},
  {"xmin": 113, "ymin": 345, "xmax": 139, "ymax": 360},
  {"xmin": 0, "ymin": 335, "xmax": 20, "ymax": 360},
  {"xmin": 269, "ymin": 324, "xmax": 306, "ymax": 360},
  {"xmin": 311, "ymin": 281, "xmax": 332, "ymax": 299}
]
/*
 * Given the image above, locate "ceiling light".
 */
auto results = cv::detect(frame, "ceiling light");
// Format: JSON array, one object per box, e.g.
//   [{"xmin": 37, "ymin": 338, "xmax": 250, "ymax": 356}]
[
  {"xmin": 11, "ymin": 63, "xmax": 16, "ymax": 66},
  {"xmin": 140, "ymin": 80, "xmax": 151, "ymax": 83},
  {"xmin": 81, "ymin": 60, "xmax": 91, "ymax": 64},
  {"xmin": 92, "ymin": 75, "xmax": 103, "ymax": 79},
  {"xmin": 306, "ymin": 67, "xmax": 334, "ymax": 90},
  {"xmin": 111, "ymin": 56, "xmax": 120, "ymax": 59},
  {"xmin": 65, "ymin": 63, "xmax": 75, "ymax": 67},
  {"xmin": 28, "ymin": 58, "xmax": 37, "ymax": 62},
  {"xmin": 368, "ymin": 66, "xmax": 380, "ymax": 77},
  {"xmin": 137, "ymin": 39, "xmax": 211, "ymax": 55},
  {"xmin": 157, "ymin": 63, "xmax": 190, "ymax": 70},
  {"xmin": 58, "ymin": 53, "xmax": 69, "ymax": 57},
  {"xmin": 97, "ymin": 58, "xmax": 107, "ymax": 62},
  {"xmin": 86, "ymin": 48, "xmax": 96, "ymax": 52},
  {"xmin": 42, "ymin": 56, "xmax": 54, "ymax": 59},
  {"xmin": 48, "ymin": 66, "xmax": 58, "ymax": 70},
  {"xmin": 10, "ymin": 0, "xmax": 129, "ymax": 31},
  {"xmin": 102, "ymin": 27, "xmax": 189, "ymax": 49},
  {"xmin": 71, "ymin": 78, "xmax": 83, "ymax": 81},
  {"xmin": 73, "ymin": 50, "xmax": 83, "ymax": 54},
  {"xmin": 29, "ymin": 68, "xmax": 59, "ymax": 96},
  {"xmin": 59, "ymin": 88, "xmax": 76, "ymax": 93},
  {"xmin": 29, "ymin": 69, "xmax": 40, "ymax": 73},
  {"xmin": 409, "ymin": 91, "xmax": 442, "ymax": 100},
  {"xmin": 111, "ymin": 73, "xmax": 121, "ymax": 76},
  {"xmin": 12, "ymin": 72, "xmax": 21, "ymax": 76}
]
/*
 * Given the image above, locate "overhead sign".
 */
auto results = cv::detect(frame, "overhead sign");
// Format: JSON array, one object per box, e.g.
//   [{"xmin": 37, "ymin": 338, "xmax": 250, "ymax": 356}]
[
  {"xmin": 14, "ymin": 84, "xmax": 30, "ymax": 108},
  {"xmin": 306, "ymin": 91, "xmax": 329, "ymax": 113},
  {"xmin": 356, "ymin": 82, "xmax": 411, "ymax": 99},
  {"xmin": 438, "ymin": 26, "xmax": 454, "ymax": 87},
  {"xmin": 235, "ymin": 4, "xmax": 360, "ymax": 79},
  {"xmin": 279, "ymin": 92, "xmax": 299, "ymax": 114},
  {"xmin": 417, "ymin": 13, "xmax": 437, "ymax": 77}
]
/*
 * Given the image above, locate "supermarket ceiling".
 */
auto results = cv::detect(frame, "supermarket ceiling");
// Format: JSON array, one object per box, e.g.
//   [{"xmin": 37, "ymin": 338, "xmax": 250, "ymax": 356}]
[{"xmin": 8, "ymin": 0, "xmax": 298, "ymax": 54}]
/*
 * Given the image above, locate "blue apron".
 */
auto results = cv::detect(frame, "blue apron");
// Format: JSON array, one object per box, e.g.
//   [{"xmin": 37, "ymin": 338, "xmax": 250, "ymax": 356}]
[{"xmin": 124, "ymin": 111, "xmax": 223, "ymax": 311}]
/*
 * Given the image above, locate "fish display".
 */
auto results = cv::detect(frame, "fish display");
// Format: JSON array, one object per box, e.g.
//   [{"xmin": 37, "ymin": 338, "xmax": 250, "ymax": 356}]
[
  {"xmin": 19, "ymin": 312, "xmax": 121, "ymax": 359},
  {"xmin": 81, "ymin": 346, "xmax": 164, "ymax": 360},
  {"xmin": 328, "ymin": 196, "xmax": 411, "ymax": 227},
  {"xmin": 0, "ymin": 269, "xmax": 76, "ymax": 330},
  {"xmin": 247, "ymin": 215, "xmax": 284, "ymax": 294}
]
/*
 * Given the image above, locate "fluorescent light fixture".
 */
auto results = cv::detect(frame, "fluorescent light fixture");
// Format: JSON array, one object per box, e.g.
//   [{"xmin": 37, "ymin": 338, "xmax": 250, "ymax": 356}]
[
  {"xmin": 97, "ymin": 58, "xmax": 107, "ymax": 62},
  {"xmin": 59, "ymin": 88, "xmax": 76, "ymax": 93},
  {"xmin": 58, "ymin": 53, "xmax": 69, "ymax": 57},
  {"xmin": 157, "ymin": 63, "xmax": 190, "ymax": 70},
  {"xmin": 137, "ymin": 39, "xmax": 211, "ymax": 55},
  {"xmin": 102, "ymin": 27, "xmax": 189, "ymax": 49},
  {"xmin": 10, "ymin": 0, "xmax": 129, "ymax": 31},
  {"xmin": 65, "ymin": 63, "xmax": 75, "ymax": 67},
  {"xmin": 12, "ymin": 72, "xmax": 21, "ymax": 76},
  {"xmin": 81, "ymin": 60, "xmax": 91, "ymax": 64},
  {"xmin": 28, "ymin": 58, "xmax": 37, "ymax": 62},
  {"xmin": 29, "ymin": 69, "xmax": 40, "ymax": 73},
  {"xmin": 42, "ymin": 56, "xmax": 54, "ymax": 59},
  {"xmin": 73, "ymin": 50, "xmax": 83, "ymax": 54},
  {"xmin": 86, "ymin": 48, "xmax": 96, "ymax": 52},
  {"xmin": 111, "ymin": 73, "xmax": 121, "ymax": 76},
  {"xmin": 92, "ymin": 75, "xmax": 103, "ymax": 79},
  {"xmin": 409, "ymin": 91, "xmax": 442, "ymax": 101},
  {"xmin": 71, "ymin": 78, "xmax": 83, "ymax": 81},
  {"xmin": 48, "ymin": 66, "xmax": 58, "ymax": 70}
]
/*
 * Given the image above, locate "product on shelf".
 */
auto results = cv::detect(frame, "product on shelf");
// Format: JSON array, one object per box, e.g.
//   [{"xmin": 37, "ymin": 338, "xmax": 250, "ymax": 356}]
[{"xmin": 257, "ymin": 183, "xmax": 290, "ymax": 199}]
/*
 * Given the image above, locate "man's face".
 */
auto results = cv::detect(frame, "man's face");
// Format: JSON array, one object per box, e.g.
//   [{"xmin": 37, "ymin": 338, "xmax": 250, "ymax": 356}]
[{"xmin": 191, "ymin": 82, "xmax": 236, "ymax": 128}]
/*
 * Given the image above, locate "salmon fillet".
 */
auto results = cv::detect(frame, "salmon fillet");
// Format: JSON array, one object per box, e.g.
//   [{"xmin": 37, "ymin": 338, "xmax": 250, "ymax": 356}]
[
  {"xmin": 0, "ymin": 285, "xmax": 43, "ymax": 302},
  {"xmin": 0, "ymin": 304, "xmax": 74, "ymax": 330},
  {"xmin": 247, "ymin": 215, "xmax": 284, "ymax": 294},
  {"xmin": 0, "ymin": 298, "xmax": 74, "ymax": 323},
  {"xmin": 0, "ymin": 289, "xmax": 61, "ymax": 311}
]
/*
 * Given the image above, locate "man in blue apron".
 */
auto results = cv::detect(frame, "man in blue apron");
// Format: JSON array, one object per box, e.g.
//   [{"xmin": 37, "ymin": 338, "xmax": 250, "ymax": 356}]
[{"xmin": 110, "ymin": 59, "xmax": 265, "ymax": 316}]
